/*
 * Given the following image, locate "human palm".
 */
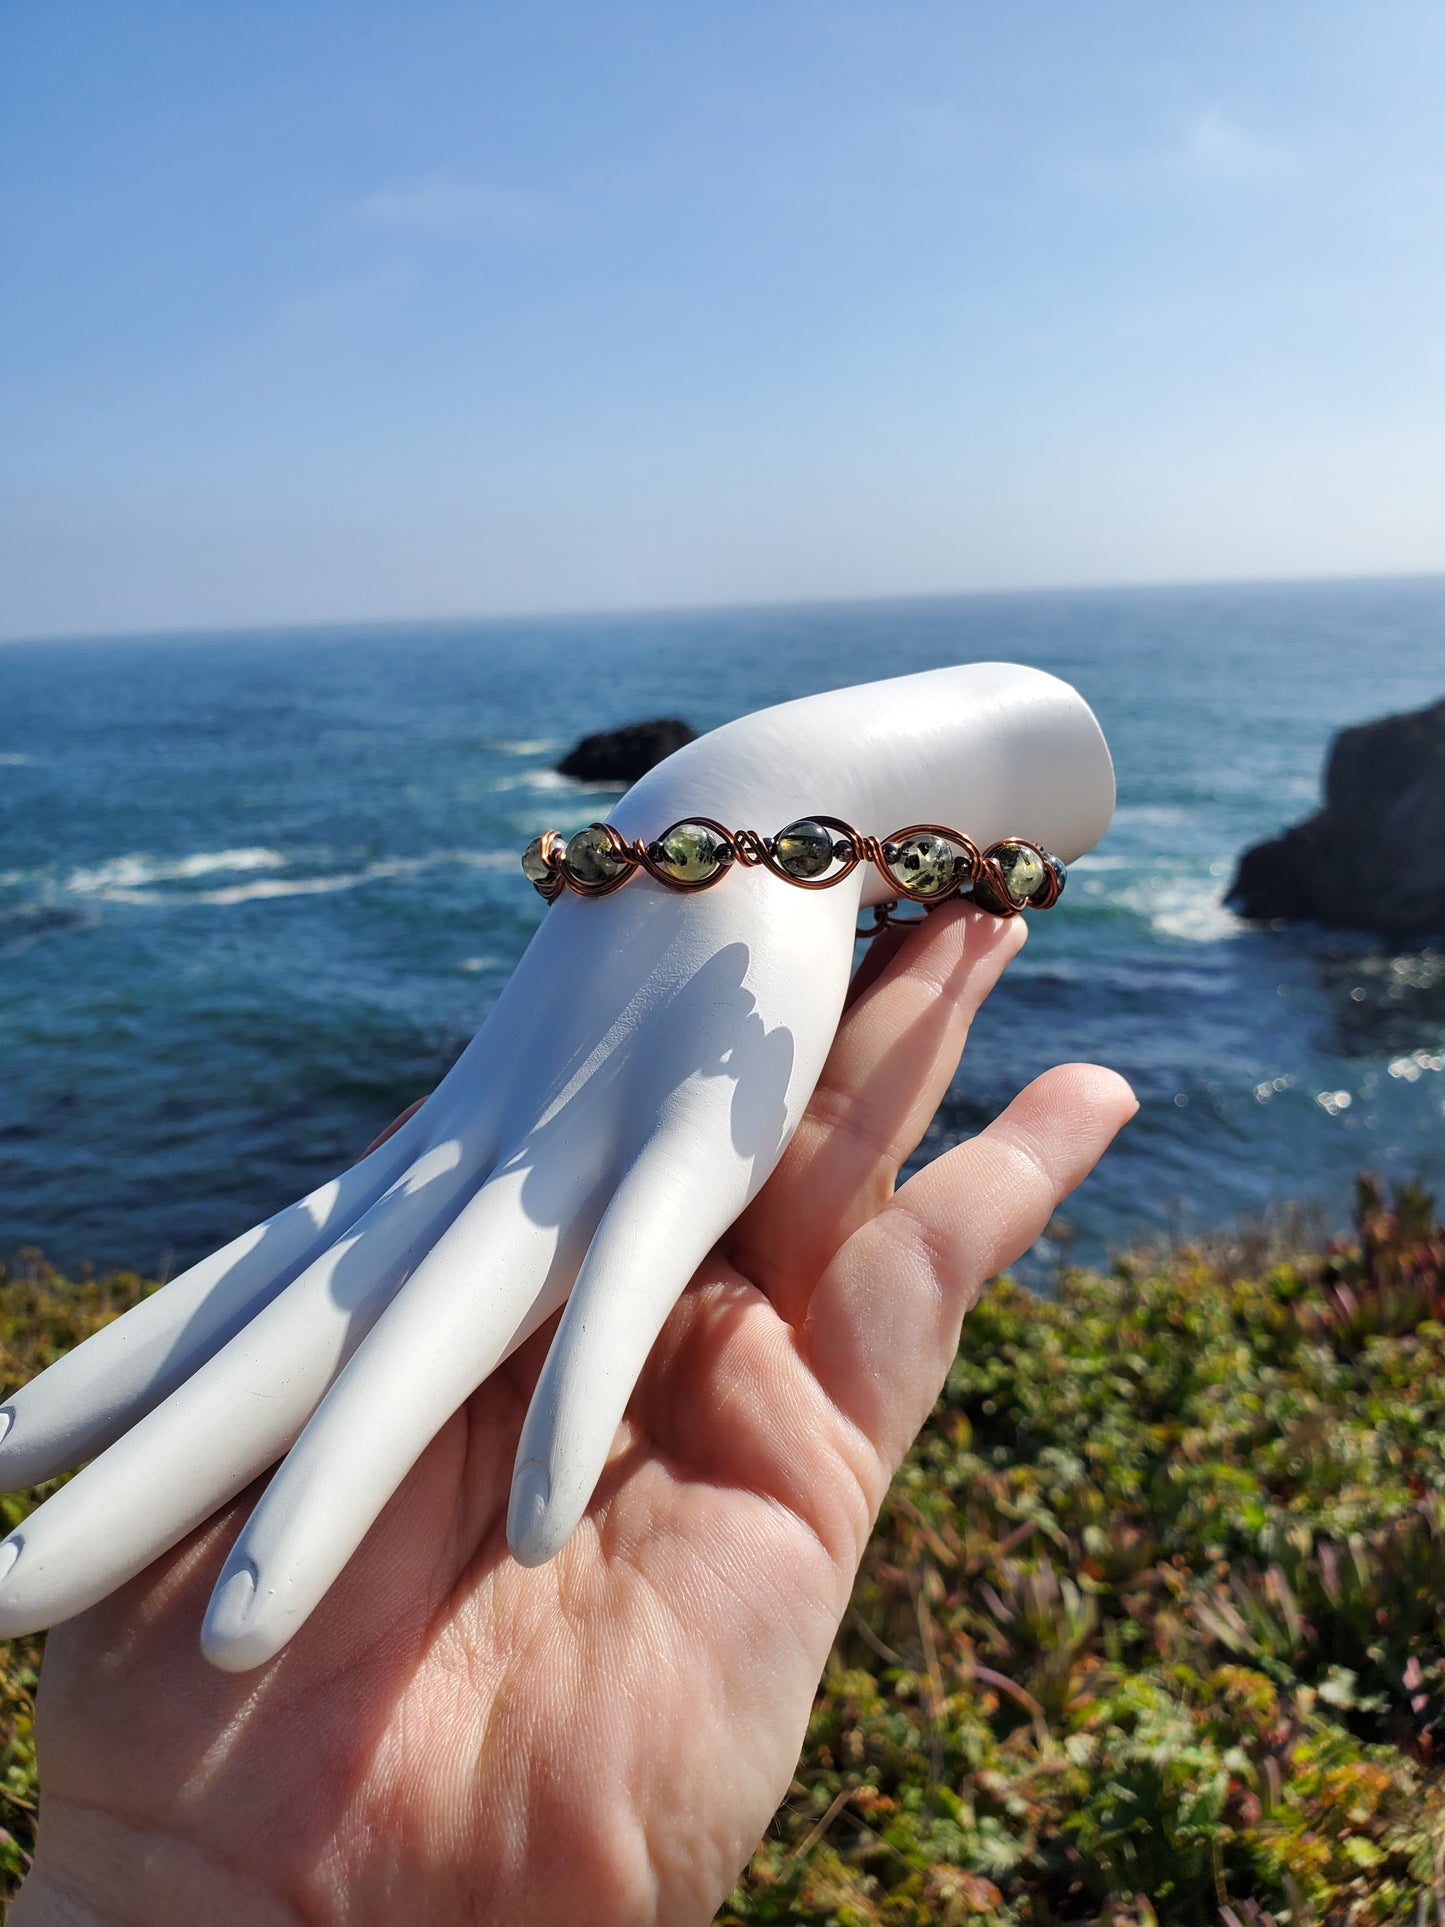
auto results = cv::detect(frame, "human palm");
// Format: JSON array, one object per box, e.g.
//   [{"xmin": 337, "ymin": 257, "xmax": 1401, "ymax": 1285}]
[{"xmin": 15, "ymin": 908, "xmax": 1133, "ymax": 1926}]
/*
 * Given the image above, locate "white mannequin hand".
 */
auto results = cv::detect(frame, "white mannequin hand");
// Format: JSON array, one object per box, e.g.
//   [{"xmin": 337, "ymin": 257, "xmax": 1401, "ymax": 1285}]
[{"xmin": 0, "ymin": 662, "xmax": 1112, "ymax": 1671}]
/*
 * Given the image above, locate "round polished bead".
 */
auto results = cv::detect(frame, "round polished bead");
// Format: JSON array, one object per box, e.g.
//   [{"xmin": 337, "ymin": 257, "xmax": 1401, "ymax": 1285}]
[
  {"xmin": 774, "ymin": 818, "xmax": 836, "ymax": 880},
  {"xmin": 653, "ymin": 822, "xmax": 723, "ymax": 883},
  {"xmin": 996, "ymin": 841, "xmax": 1047, "ymax": 904},
  {"xmin": 521, "ymin": 835, "xmax": 552, "ymax": 884},
  {"xmin": 892, "ymin": 832, "xmax": 959, "ymax": 897},
  {"xmin": 565, "ymin": 824, "xmax": 628, "ymax": 884}
]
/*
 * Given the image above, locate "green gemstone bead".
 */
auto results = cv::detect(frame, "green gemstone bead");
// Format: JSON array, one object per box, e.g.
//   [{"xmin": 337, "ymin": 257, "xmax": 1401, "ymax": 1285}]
[
  {"xmin": 565, "ymin": 824, "xmax": 627, "ymax": 884},
  {"xmin": 521, "ymin": 836, "xmax": 551, "ymax": 884},
  {"xmin": 892, "ymin": 832, "xmax": 958, "ymax": 897},
  {"xmin": 654, "ymin": 822, "xmax": 722, "ymax": 883},
  {"xmin": 774, "ymin": 818, "xmax": 836, "ymax": 880},
  {"xmin": 997, "ymin": 841, "xmax": 1046, "ymax": 904}
]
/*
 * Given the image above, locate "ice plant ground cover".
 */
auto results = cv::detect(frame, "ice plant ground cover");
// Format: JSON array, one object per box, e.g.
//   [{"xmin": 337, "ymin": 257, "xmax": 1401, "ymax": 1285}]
[{"xmin": 4, "ymin": 1179, "xmax": 1445, "ymax": 1922}]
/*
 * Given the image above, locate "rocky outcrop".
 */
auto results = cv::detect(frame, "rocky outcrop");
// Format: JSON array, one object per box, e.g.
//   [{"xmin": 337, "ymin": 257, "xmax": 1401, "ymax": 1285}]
[
  {"xmin": 555, "ymin": 718, "xmax": 697, "ymax": 784},
  {"xmin": 1228, "ymin": 696, "xmax": 1445, "ymax": 936}
]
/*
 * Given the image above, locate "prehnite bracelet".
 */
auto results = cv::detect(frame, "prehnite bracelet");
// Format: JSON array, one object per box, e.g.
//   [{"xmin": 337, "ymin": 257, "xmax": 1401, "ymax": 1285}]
[{"xmin": 520, "ymin": 817, "xmax": 1065, "ymax": 936}]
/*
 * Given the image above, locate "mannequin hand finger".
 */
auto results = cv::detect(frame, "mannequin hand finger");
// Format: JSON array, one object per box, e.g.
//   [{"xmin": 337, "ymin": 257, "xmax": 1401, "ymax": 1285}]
[
  {"xmin": 0, "ymin": 1130, "xmax": 487, "ymax": 1636},
  {"xmin": 0, "ymin": 1096, "xmax": 437, "ymax": 1491},
  {"xmin": 201, "ymin": 1166, "xmax": 596, "ymax": 1671},
  {"xmin": 730, "ymin": 905, "xmax": 1027, "ymax": 1320},
  {"xmin": 803, "ymin": 1062, "xmax": 1137, "ymax": 1499},
  {"xmin": 508, "ymin": 1135, "xmax": 748, "ymax": 1566}
]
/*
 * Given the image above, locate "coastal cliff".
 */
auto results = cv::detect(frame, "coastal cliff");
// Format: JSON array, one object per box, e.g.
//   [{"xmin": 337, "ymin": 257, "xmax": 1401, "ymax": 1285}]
[{"xmin": 1230, "ymin": 695, "xmax": 1445, "ymax": 936}]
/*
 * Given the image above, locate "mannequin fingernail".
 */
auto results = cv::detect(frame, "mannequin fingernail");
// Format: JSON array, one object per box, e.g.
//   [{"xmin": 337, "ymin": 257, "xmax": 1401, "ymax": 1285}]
[
  {"xmin": 507, "ymin": 1462, "xmax": 551, "ymax": 1561},
  {"xmin": 205, "ymin": 1561, "xmax": 258, "ymax": 1640},
  {"xmin": 0, "ymin": 1538, "xmax": 21, "ymax": 1586}
]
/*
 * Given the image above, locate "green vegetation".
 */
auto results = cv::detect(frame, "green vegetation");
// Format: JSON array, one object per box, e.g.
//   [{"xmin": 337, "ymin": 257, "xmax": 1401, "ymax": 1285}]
[
  {"xmin": 725, "ymin": 1178, "xmax": 1445, "ymax": 1924},
  {"xmin": 0, "ymin": 1263, "xmax": 155, "ymax": 1893},
  {"xmin": 4, "ymin": 1182, "xmax": 1445, "ymax": 1919}
]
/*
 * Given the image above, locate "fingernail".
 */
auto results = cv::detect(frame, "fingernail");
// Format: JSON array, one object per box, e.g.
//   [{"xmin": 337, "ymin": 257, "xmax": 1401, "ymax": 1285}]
[
  {"xmin": 507, "ymin": 1461, "xmax": 552, "ymax": 1566},
  {"xmin": 204, "ymin": 1560, "xmax": 258, "ymax": 1644},
  {"xmin": 0, "ymin": 1538, "xmax": 22, "ymax": 1587}
]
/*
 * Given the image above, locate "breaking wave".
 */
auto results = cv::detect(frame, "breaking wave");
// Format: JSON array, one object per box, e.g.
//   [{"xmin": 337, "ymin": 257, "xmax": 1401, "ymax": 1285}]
[
  {"xmin": 491, "ymin": 768, "xmax": 622, "ymax": 794},
  {"xmin": 68, "ymin": 849, "xmax": 286, "ymax": 894},
  {"xmin": 1116, "ymin": 875, "xmax": 1245, "ymax": 943},
  {"xmin": 65, "ymin": 847, "xmax": 512, "ymax": 907}
]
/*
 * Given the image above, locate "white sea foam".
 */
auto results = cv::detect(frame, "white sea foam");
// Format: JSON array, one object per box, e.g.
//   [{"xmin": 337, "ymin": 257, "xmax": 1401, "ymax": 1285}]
[
  {"xmin": 1111, "ymin": 804, "xmax": 1186, "ymax": 827},
  {"xmin": 492, "ymin": 769, "xmax": 621, "ymax": 794},
  {"xmin": 441, "ymin": 850, "xmax": 515, "ymax": 870},
  {"xmin": 71, "ymin": 847, "xmax": 513, "ymax": 907},
  {"xmin": 91, "ymin": 872, "xmax": 364, "ymax": 906},
  {"xmin": 196, "ymin": 851, "xmax": 511, "ymax": 904},
  {"xmin": 68, "ymin": 849, "xmax": 287, "ymax": 894},
  {"xmin": 196, "ymin": 874, "xmax": 370, "ymax": 905},
  {"xmin": 0, "ymin": 753, "xmax": 32, "ymax": 767},
  {"xmin": 1123, "ymin": 877, "xmax": 1244, "ymax": 943}
]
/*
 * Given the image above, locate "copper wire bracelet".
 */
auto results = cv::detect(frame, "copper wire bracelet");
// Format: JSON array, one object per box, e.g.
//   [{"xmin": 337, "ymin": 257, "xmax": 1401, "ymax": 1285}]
[{"xmin": 521, "ymin": 817, "xmax": 1065, "ymax": 938}]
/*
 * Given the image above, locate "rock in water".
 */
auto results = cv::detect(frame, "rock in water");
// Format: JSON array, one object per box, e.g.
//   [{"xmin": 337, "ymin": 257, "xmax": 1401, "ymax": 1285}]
[
  {"xmin": 1228, "ymin": 695, "xmax": 1445, "ymax": 936},
  {"xmin": 555, "ymin": 718, "xmax": 697, "ymax": 783}
]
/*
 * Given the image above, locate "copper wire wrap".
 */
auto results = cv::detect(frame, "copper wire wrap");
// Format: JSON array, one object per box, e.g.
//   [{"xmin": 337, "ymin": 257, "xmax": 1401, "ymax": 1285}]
[{"xmin": 524, "ymin": 818, "xmax": 1065, "ymax": 938}]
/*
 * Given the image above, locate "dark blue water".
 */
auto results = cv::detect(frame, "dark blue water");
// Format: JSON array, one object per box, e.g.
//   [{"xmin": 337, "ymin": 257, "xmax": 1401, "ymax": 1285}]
[{"xmin": 2, "ymin": 579, "xmax": 1443, "ymax": 1279}]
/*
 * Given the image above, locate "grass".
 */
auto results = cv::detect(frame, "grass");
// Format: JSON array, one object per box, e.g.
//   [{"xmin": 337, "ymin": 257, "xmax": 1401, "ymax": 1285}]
[
  {"xmin": 4, "ymin": 1179, "xmax": 1445, "ymax": 1921},
  {"xmin": 0, "ymin": 1264, "xmax": 157, "ymax": 1894}
]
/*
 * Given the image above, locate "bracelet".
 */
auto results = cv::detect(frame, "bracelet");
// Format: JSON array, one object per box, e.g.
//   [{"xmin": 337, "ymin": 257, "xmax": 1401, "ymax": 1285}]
[{"xmin": 520, "ymin": 816, "xmax": 1065, "ymax": 936}]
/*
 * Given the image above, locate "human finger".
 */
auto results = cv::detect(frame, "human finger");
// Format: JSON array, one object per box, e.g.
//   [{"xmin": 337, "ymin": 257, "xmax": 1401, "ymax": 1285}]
[
  {"xmin": 802, "ymin": 1062, "xmax": 1136, "ymax": 1498},
  {"xmin": 841, "ymin": 920, "xmax": 913, "ymax": 1009},
  {"xmin": 729, "ymin": 905, "xmax": 1027, "ymax": 1321},
  {"xmin": 363, "ymin": 1094, "xmax": 428, "ymax": 1156}
]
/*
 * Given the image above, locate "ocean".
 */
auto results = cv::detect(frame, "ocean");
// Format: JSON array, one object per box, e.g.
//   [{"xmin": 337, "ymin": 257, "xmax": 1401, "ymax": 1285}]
[{"xmin": 2, "ymin": 577, "xmax": 1443, "ymax": 1281}]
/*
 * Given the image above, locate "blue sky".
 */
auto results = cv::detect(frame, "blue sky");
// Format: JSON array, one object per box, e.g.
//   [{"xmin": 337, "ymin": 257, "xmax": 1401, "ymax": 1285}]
[{"xmin": 3, "ymin": 1, "xmax": 1443, "ymax": 638}]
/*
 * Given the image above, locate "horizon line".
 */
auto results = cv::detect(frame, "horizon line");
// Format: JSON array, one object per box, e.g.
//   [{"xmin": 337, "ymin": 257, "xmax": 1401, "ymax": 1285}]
[{"xmin": 4, "ymin": 562, "xmax": 1444, "ymax": 650}]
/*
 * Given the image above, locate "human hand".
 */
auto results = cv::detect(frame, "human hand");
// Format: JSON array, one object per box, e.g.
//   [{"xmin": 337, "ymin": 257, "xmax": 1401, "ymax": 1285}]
[
  {"xmin": 13, "ymin": 904, "xmax": 1135, "ymax": 1925},
  {"xmin": 0, "ymin": 663, "xmax": 1114, "ymax": 1669}
]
